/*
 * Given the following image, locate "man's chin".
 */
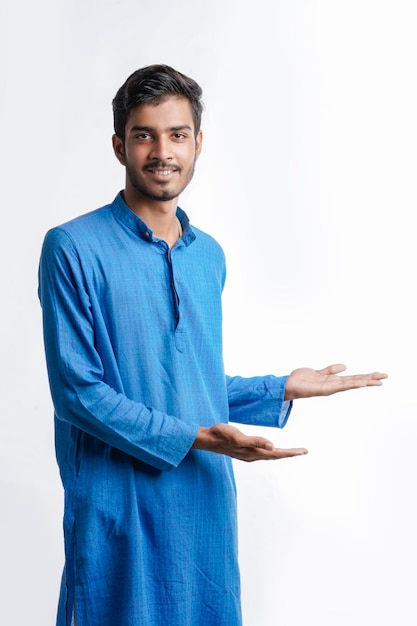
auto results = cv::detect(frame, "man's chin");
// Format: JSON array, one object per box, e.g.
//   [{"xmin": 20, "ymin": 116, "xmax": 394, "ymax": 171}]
[
  {"xmin": 148, "ymin": 190, "xmax": 178, "ymax": 202},
  {"xmin": 133, "ymin": 185, "xmax": 178, "ymax": 202}
]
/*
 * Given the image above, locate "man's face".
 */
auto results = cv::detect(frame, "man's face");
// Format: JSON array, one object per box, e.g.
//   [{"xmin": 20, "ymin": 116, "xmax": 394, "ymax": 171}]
[{"xmin": 114, "ymin": 96, "xmax": 202, "ymax": 203}]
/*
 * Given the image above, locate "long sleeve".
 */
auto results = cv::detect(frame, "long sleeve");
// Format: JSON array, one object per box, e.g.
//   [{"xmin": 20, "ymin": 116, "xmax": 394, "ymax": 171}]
[
  {"xmin": 226, "ymin": 374, "xmax": 292, "ymax": 428},
  {"xmin": 39, "ymin": 227, "xmax": 198, "ymax": 472}
]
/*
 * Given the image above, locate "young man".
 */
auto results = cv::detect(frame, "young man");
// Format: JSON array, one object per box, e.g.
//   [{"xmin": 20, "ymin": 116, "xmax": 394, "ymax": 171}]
[{"xmin": 38, "ymin": 64, "xmax": 387, "ymax": 626}]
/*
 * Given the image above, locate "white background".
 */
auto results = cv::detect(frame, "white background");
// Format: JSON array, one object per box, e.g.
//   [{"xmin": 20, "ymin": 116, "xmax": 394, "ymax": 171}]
[{"xmin": 1, "ymin": 1, "xmax": 416, "ymax": 624}]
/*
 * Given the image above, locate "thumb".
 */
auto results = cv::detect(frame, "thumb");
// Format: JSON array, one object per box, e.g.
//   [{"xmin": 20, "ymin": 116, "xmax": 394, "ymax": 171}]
[{"xmin": 251, "ymin": 437, "xmax": 274, "ymax": 451}]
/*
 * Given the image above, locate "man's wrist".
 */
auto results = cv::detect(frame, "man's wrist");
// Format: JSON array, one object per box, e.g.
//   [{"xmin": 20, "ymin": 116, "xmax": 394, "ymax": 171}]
[{"xmin": 192, "ymin": 426, "xmax": 210, "ymax": 450}]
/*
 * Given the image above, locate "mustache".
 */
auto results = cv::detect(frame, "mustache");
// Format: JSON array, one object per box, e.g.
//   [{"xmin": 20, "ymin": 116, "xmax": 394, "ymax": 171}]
[{"xmin": 145, "ymin": 161, "xmax": 180, "ymax": 171}]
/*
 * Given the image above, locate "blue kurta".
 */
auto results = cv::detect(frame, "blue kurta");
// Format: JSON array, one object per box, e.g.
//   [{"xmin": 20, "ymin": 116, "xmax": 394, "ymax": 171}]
[{"xmin": 38, "ymin": 192, "xmax": 292, "ymax": 626}]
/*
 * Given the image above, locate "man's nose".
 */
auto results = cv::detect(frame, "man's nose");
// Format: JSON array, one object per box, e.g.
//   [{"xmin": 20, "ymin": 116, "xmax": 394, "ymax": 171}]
[{"xmin": 149, "ymin": 135, "xmax": 173, "ymax": 161}]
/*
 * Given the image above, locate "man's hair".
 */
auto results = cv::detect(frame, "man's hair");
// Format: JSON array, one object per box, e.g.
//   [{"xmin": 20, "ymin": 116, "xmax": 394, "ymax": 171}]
[{"xmin": 112, "ymin": 64, "xmax": 204, "ymax": 141}]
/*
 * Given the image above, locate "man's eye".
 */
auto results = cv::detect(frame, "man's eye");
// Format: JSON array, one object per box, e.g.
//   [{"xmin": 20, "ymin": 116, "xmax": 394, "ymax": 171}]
[
  {"xmin": 173, "ymin": 133, "xmax": 186, "ymax": 140},
  {"xmin": 135, "ymin": 133, "xmax": 151, "ymax": 140}
]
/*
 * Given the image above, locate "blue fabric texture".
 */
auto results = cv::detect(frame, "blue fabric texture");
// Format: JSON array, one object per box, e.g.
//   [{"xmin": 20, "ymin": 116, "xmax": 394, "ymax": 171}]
[{"xmin": 38, "ymin": 192, "xmax": 292, "ymax": 626}]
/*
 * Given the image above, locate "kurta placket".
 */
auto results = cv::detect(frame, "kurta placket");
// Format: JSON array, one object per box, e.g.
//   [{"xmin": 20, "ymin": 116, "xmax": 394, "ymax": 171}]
[{"xmin": 165, "ymin": 245, "xmax": 184, "ymax": 352}]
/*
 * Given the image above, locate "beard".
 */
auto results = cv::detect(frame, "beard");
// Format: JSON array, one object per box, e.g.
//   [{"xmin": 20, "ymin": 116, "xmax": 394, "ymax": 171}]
[{"xmin": 125, "ymin": 160, "xmax": 197, "ymax": 202}]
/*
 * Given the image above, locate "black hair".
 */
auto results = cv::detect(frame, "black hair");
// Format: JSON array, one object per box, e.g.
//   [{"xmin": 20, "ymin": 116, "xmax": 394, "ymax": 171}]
[{"xmin": 112, "ymin": 64, "xmax": 204, "ymax": 141}]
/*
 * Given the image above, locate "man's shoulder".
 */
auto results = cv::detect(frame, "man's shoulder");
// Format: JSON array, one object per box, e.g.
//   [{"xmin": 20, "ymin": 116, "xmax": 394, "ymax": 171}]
[
  {"xmin": 51, "ymin": 204, "xmax": 113, "ymax": 234},
  {"xmin": 181, "ymin": 224, "xmax": 226, "ymax": 277},
  {"xmin": 189, "ymin": 224, "xmax": 225, "ymax": 255},
  {"xmin": 42, "ymin": 200, "xmax": 117, "ymax": 251}
]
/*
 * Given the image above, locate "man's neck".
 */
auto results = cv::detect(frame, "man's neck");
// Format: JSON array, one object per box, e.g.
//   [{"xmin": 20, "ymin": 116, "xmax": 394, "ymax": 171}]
[{"xmin": 122, "ymin": 189, "xmax": 181, "ymax": 248}]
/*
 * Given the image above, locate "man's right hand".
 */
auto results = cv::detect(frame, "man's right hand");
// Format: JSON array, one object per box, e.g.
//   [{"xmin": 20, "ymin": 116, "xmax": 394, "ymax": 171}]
[{"xmin": 192, "ymin": 423, "xmax": 308, "ymax": 462}]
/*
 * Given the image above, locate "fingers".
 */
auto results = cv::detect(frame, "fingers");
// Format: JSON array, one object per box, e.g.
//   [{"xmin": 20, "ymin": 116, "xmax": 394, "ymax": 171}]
[
  {"xmin": 316, "ymin": 365, "xmax": 388, "ymax": 393},
  {"xmin": 368, "ymin": 372, "xmax": 389, "ymax": 382},
  {"xmin": 272, "ymin": 447, "xmax": 309, "ymax": 459},
  {"xmin": 357, "ymin": 372, "xmax": 388, "ymax": 387},
  {"xmin": 238, "ymin": 446, "xmax": 309, "ymax": 462},
  {"xmin": 336, "ymin": 371, "xmax": 388, "ymax": 390},
  {"xmin": 231, "ymin": 433, "xmax": 308, "ymax": 461},
  {"xmin": 319, "ymin": 364, "xmax": 388, "ymax": 381}
]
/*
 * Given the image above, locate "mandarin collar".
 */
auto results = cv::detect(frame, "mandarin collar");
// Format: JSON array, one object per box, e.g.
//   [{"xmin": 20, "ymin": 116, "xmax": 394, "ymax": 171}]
[{"xmin": 111, "ymin": 191, "xmax": 196, "ymax": 246}]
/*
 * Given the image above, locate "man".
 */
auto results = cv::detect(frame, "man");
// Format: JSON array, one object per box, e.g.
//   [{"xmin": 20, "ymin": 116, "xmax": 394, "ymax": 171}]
[{"xmin": 38, "ymin": 64, "xmax": 387, "ymax": 626}]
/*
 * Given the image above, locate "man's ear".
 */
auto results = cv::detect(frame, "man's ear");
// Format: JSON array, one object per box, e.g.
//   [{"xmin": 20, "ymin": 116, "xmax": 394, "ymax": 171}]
[
  {"xmin": 195, "ymin": 130, "xmax": 203, "ymax": 160},
  {"xmin": 112, "ymin": 134, "xmax": 126, "ymax": 165}
]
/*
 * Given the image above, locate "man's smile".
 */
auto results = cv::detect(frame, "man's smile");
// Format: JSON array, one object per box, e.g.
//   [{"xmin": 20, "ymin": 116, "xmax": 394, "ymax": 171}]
[{"xmin": 145, "ymin": 164, "xmax": 179, "ymax": 180}]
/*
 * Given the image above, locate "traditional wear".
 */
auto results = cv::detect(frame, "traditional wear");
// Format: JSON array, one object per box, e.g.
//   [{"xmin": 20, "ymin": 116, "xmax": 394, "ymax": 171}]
[{"xmin": 38, "ymin": 192, "xmax": 291, "ymax": 626}]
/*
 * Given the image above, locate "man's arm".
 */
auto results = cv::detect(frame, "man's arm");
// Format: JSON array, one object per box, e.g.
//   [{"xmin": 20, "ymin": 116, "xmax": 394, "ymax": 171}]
[
  {"xmin": 194, "ymin": 364, "xmax": 388, "ymax": 462},
  {"xmin": 38, "ymin": 228, "xmax": 198, "ymax": 471}
]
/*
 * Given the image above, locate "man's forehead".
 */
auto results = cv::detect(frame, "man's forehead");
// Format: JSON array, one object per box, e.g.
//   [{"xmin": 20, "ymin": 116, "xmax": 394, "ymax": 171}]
[{"xmin": 126, "ymin": 96, "xmax": 194, "ymax": 131}]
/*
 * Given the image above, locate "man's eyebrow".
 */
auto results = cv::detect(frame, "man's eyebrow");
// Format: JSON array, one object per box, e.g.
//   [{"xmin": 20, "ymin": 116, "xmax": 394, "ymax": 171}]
[
  {"xmin": 128, "ymin": 124, "xmax": 193, "ymax": 134},
  {"xmin": 129, "ymin": 125, "xmax": 153, "ymax": 134},
  {"xmin": 170, "ymin": 125, "xmax": 193, "ymax": 132}
]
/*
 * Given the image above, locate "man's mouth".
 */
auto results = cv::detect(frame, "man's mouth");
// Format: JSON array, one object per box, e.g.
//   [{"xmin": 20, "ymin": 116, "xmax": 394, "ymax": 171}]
[
  {"xmin": 146, "ymin": 163, "xmax": 178, "ymax": 177},
  {"xmin": 150, "ymin": 169, "xmax": 174, "ymax": 176}
]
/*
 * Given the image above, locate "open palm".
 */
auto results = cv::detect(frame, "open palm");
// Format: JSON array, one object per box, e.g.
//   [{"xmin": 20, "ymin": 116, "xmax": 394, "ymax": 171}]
[{"xmin": 284, "ymin": 363, "xmax": 388, "ymax": 400}]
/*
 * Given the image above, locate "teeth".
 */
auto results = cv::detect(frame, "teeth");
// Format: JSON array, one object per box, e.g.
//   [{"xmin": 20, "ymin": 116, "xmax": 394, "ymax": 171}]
[{"xmin": 153, "ymin": 170, "xmax": 172, "ymax": 176}]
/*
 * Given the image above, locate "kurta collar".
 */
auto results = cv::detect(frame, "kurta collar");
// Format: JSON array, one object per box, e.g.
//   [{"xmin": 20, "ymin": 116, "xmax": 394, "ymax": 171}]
[{"xmin": 111, "ymin": 191, "xmax": 196, "ymax": 246}]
